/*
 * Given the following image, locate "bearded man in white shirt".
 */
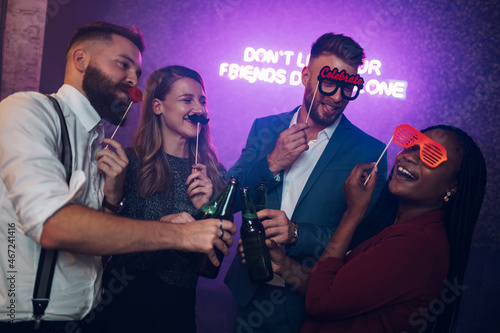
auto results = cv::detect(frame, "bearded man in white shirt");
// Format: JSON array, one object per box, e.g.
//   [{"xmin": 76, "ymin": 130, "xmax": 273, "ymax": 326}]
[{"xmin": 0, "ymin": 21, "xmax": 236, "ymax": 332}]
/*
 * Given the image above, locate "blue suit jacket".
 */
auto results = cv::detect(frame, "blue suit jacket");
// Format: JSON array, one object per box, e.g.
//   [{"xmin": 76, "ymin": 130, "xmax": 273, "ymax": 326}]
[{"xmin": 224, "ymin": 108, "xmax": 388, "ymax": 330}]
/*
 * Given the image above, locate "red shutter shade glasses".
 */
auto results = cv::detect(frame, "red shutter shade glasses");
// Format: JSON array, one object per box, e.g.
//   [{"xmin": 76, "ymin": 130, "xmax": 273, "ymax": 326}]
[{"xmin": 393, "ymin": 124, "xmax": 448, "ymax": 168}]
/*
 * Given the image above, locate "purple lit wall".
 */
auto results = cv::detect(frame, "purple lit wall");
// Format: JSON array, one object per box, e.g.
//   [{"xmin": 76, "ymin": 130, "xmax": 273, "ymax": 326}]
[{"xmin": 35, "ymin": 0, "xmax": 499, "ymax": 332}]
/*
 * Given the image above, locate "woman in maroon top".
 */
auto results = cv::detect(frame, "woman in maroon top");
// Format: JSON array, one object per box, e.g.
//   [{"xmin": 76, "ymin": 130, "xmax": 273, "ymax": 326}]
[{"xmin": 242, "ymin": 125, "xmax": 486, "ymax": 333}]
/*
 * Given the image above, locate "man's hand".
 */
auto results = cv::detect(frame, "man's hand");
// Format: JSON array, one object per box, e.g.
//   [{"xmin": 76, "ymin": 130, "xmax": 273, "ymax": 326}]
[
  {"xmin": 267, "ymin": 123, "xmax": 309, "ymax": 176},
  {"xmin": 176, "ymin": 218, "xmax": 237, "ymax": 266},
  {"xmin": 258, "ymin": 209, "xmax": 296, "ymax": 245},
  {"xmin": 96, "ymin": 138, "xmax": 128, "ymax": 206},
  {"xmin": 186, "ymin": 163, "xmax": 213, "ymax": 210}
]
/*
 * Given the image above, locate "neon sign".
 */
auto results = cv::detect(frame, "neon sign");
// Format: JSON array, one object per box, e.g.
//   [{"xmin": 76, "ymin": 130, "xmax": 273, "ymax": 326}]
[
  {"xmin": 218, "ymin": 47, "xmax": 408, "ymax": 100},
  {"xmin": 357, "ymin": 59, "xmax": 407, "ymax": 99}
]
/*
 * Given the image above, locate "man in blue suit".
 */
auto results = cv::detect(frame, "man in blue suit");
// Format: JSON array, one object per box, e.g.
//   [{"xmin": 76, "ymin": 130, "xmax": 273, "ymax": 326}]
[{"xmin": 224, "ymin": 33, "xmax": 388, "ymax": 332}]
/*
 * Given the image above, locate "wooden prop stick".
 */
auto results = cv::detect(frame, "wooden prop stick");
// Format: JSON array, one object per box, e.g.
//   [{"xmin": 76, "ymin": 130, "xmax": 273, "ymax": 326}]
[
  {"xmin": 104, "ymin": 87, "xmax": 142, "ymax": 149},
  {"xmin": 104, "ymin": 101, "xmax": 133, "ymax": 149},
  {"xmin": 188, "ymin": 114, "xmax": 209, "ymax": 172},
  {"xmin": 195, "ymin": 122, "xmax": 200, "ymax": 165},
  {"xmin": 364, "ymin": 135, "xmax": 393, "ymax": 185},
  {"xmin": 305, "ymin": 80, "xmax": 319, "ymax": 124}
]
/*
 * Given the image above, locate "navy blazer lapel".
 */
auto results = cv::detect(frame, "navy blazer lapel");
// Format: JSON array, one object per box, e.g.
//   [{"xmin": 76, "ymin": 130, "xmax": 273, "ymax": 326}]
[{"xmin": 294, "ymin": 115, "xmax": 353, "ymax": 212}]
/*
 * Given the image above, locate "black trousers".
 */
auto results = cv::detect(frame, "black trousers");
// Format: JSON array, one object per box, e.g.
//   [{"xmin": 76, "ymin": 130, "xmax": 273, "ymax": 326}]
[{"xmin": 98, "ymin": 267, "xmax": 197, "ymax": 333}]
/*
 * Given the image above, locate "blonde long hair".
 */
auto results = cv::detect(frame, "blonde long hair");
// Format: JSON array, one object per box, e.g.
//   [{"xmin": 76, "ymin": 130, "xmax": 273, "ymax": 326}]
[{"xmin": 133, "ymin": 65, "xmax": 224, "ymax": 197}]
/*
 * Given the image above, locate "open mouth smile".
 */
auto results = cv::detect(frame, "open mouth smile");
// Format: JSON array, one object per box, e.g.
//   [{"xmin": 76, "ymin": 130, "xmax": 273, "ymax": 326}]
[{"xmin": 396, "ymin": 165, "xmax": 417, "ymax": 180}]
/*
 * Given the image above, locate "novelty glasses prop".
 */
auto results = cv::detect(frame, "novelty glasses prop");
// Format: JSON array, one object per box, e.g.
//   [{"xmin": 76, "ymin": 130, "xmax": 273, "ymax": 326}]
[
  {"xmin": 393, "ymin": 124, "xmax": 448, "ymax": 168},
  {"xmin": 364, "ymin": 124, "xmax": 448, "ymax": 185},
  {"xmin": 317, "ymin": 66, "xmax": 364, "ymax": 101},
  {"xmin": 305, "ymin": 66, "xmax": 364, "ymax": 123}
]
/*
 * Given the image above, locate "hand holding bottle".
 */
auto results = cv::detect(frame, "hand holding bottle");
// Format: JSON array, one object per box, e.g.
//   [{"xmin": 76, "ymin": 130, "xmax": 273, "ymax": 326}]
[
  {"xmin": 257, "ymin": 209, "xmax": 297, "ymax": 245},
  {"xmin": 240, "ymin": 187, "xmax": 274, "ymax": 283},
  {"xmin": 195, "ymin": 177, "xmax": 239, "ymax": 278},
  {"xmin": 175, "ymin": 218, "xmax": 236, "ymax": 266},
  {"xmin": 237, "ymin": 238, "xmax": 287, "ymax": 277}
]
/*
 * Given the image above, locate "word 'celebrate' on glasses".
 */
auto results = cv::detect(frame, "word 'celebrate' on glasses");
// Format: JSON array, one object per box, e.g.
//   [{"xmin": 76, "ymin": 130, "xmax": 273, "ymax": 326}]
[{"xmin": 317, "ymin": 66, "xmax": 364, "ymax": 101}]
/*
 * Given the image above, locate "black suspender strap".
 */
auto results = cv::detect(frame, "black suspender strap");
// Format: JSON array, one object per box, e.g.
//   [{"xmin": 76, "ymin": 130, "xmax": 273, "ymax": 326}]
[
  {"xmin": 48, "ymin": 95, "xmax": 72, "ymax": 184},
  {"xmin": 32, "ymin": 95, "xmax": 72, "ymax": 329}
]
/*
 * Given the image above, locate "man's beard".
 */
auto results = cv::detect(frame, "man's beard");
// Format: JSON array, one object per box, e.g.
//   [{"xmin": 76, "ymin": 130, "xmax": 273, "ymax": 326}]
[
  {"xmin": 303, "ymin": 82, "xmax": 346, "ymax": 127},
  {"xmin": 82, "ymin": 64, "xmax": 130, "ymax": 126}
]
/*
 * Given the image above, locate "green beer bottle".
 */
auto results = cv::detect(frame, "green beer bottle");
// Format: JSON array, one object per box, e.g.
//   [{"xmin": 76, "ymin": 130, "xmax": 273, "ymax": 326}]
[
  {"xmin": 195, "ymin": 177, "xmax": 239, "ymax": 279},
  {"xmin": 254, "ymin": 180, "xmax": 267, "ymax": 212},
  {"xmin": 240, "ymin": 187, "xmax": 273, "ymax": 284}
]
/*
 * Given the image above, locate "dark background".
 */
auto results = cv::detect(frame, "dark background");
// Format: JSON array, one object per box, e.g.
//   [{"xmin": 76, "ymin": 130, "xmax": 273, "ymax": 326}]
[{"xmin": 16, "ymin": 0, "xmax": 500, "ymax": 331}]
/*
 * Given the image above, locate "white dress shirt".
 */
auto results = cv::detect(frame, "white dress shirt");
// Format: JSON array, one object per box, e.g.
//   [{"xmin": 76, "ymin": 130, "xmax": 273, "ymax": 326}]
[
  {"xmin": 0, "ymin": 84, "xmax": 104, "ymax": 321},
  {"xmin": 281, "ymin": 111, "xmax": 340, "ymax": 218},
  {"xmin": 267, "ymin": 111, "xmax": 340, "ymax": 287}
]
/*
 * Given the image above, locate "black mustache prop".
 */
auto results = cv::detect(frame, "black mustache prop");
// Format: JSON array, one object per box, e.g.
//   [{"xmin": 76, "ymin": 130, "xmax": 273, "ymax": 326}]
[{"xmin": 188, "ymin": 114, "xmax": 210, "ymax": 125}]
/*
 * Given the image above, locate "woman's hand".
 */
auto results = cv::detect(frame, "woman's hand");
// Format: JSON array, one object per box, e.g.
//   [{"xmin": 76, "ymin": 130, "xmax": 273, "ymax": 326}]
[
  {"xmin": 344, "ymin": 163, "xmax": 378, "ymax": 219},
  {"xmin": 266, "ymin": 239, "xmax": 290, "ymax": 276},
  {"xmin": 186, "ymin": 163, "xmax": 213, "ymax": 210},
  {"xmin": 238, "ymin": 238, "xmax": 289, "ymax": 276},
  {"xmin": 319, "ymin": 163, "xmax": 379, "ymax": 260},
  {"xmin": 238, "ymin": 238, "xmax": 309, "ymax": 295}
]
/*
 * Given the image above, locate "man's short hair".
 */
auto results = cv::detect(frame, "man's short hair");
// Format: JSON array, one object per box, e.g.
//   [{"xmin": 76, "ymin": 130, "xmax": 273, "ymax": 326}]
[
  {"xmin": 66, "ymin": 21, "xmax": 146, "ymax": 55},
  {"xmin": 311, "ymin": 33, "xmax": 365, "ymax": 68}
]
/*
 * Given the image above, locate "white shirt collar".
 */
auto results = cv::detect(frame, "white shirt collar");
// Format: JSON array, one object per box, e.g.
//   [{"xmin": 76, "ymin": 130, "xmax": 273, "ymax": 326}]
[
  {"xmin": 56, "ymin": 84, "xmax": 101, "ymax": 132},
  {"xmin": 289, "ymin": 108, "xmax": 342, "ymax": 141}
]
